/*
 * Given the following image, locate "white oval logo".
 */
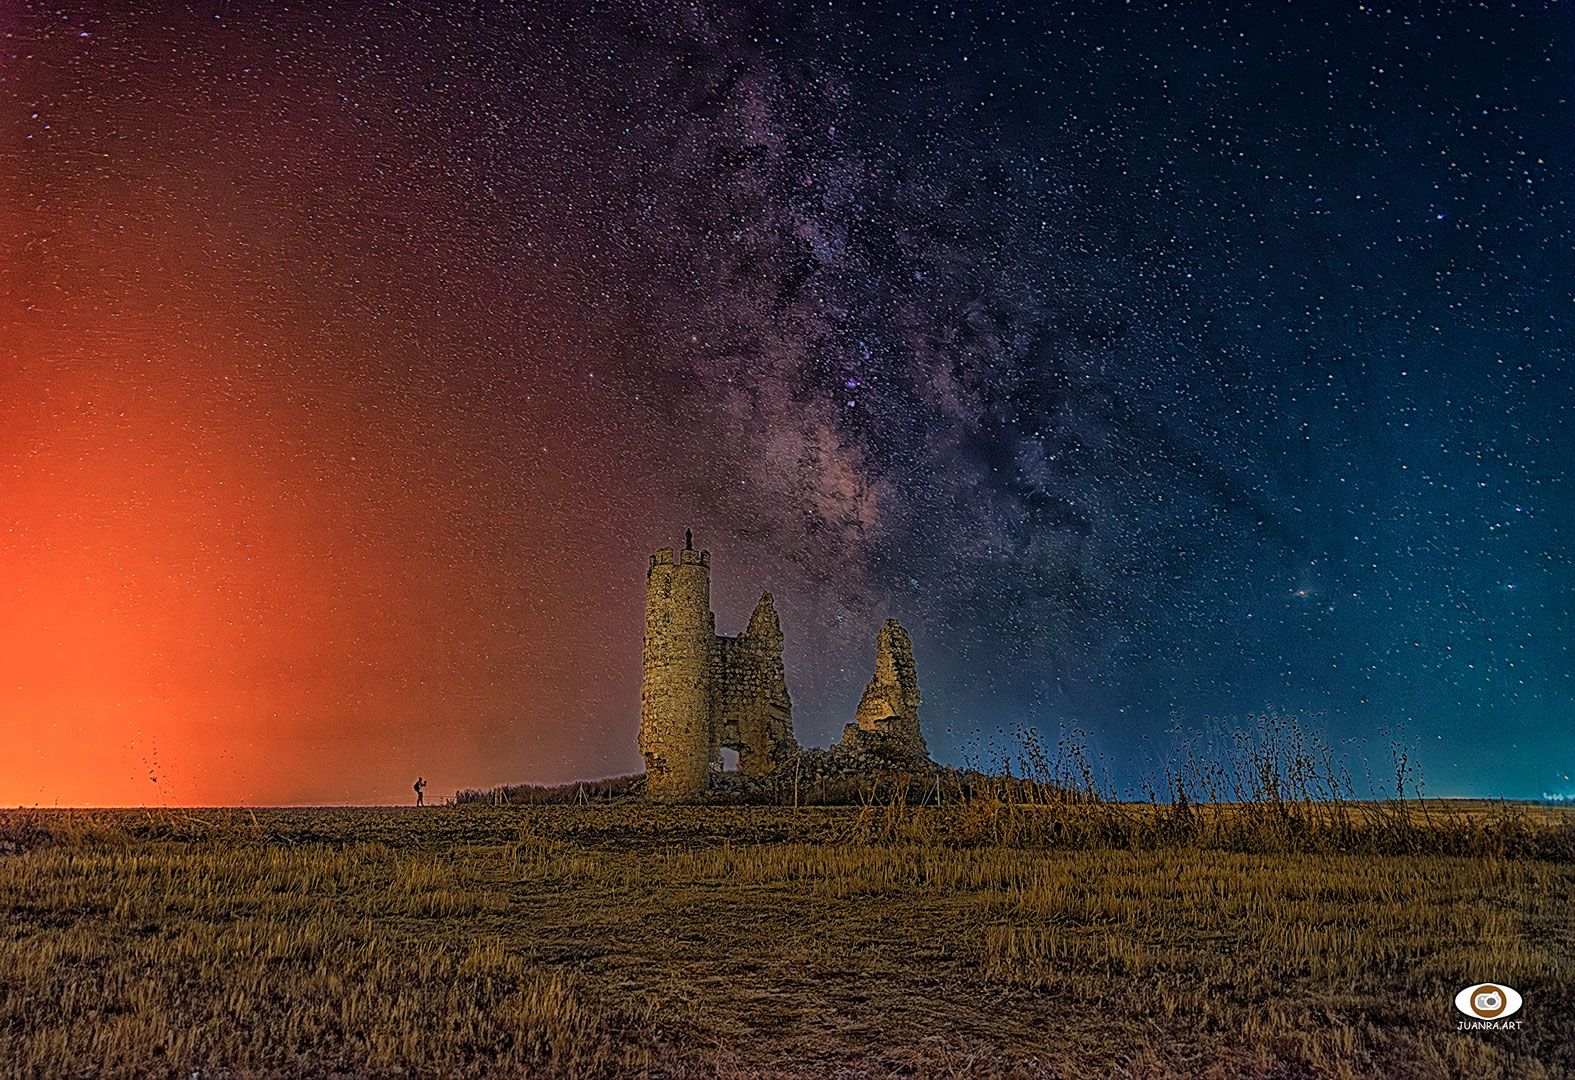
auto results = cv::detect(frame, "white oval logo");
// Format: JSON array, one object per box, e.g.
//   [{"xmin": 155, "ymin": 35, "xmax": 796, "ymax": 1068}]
[{"xmin": 1454, "ymin": 983, "xmax": 1522, "ymax": 1019}]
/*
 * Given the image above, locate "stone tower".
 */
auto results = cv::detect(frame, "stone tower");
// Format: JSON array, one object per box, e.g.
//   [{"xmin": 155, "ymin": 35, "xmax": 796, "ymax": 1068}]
[
  {"xmin": 639, "ymin": 532, "xmax": 798, "ymax": 799},
  {"xmin": 639, "ymin": 539, "xmax": 717, "ymax": 799}
]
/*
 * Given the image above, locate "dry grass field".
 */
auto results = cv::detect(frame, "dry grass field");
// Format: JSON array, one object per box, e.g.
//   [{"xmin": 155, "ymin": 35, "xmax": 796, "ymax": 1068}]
[{"xmin": 2, "ymin": 802, "xmax": 1572, "ymax": 1079}]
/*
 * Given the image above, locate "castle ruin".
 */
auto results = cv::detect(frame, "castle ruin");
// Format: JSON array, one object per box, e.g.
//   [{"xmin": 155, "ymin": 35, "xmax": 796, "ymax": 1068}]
[{"xmin": 639, "ymin": 531, "xmax": 929, "ymax": 800}]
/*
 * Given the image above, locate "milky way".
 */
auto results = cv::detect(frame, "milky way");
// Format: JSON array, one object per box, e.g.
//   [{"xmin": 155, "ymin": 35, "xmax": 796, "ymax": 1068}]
[{"xmin": 2, "ymin": 2, "xmax": 1569, "ymax": 803}]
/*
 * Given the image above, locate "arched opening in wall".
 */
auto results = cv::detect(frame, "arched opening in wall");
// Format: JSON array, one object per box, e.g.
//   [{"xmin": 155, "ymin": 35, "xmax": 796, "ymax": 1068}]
[{"xmin": 720, "ymin": 747, "xmax": 739, "ymax": 773}]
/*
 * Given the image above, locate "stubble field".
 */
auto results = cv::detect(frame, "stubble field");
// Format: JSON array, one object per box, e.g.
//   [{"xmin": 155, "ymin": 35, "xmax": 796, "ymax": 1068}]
[{"xmin": 1, "ymin": 803, "xmax": 1571, "ymax": 1079}]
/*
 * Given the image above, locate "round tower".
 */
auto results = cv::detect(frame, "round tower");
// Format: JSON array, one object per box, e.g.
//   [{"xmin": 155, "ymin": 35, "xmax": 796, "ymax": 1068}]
[{"xmin": 639, "ymin": 536, "xmax": 716, "ymax": 799}]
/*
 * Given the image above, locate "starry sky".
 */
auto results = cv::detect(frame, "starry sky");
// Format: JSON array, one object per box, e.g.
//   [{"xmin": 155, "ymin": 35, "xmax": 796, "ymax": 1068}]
[{"xmin": 2, "ymin": 1, "xmax": 1570, "ymax": 805}]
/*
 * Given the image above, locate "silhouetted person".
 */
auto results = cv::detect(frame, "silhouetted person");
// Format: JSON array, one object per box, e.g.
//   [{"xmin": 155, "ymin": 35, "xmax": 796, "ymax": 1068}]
[
  {"xmin": 414, "ymin": 777, "xmax": 427, "ymax": 807},
  {"xmin": 685, "ymin": 527, "xmax": 693, "ymax": 550}
]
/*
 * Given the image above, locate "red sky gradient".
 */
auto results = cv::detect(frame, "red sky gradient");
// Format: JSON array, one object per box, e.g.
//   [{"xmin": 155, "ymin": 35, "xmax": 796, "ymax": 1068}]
[
  {"xmin": 0, "ymin": 332, "xmax": 639, "ymax": 805},
  {"xmin": 0, "ymin": 6, "xmax": 883, "ymax": 806},
  {"xmin": 0, "ymin": 9, "xmax": 658, "ymax": 805}
]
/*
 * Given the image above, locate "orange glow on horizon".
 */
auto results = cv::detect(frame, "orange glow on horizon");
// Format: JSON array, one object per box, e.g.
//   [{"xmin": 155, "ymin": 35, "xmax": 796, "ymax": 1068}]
[
  {"xmin": 1, "ymin": 322, "xmax": 633, "ymax": 805},
  {"xmin": 0, "ymin": 154, "xmax": 639, "ymax": 804}
]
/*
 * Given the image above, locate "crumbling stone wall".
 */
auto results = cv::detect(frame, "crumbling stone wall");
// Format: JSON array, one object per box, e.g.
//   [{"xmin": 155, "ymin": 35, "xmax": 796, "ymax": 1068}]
[
  {"xmin": 714, "ymin": 593, "xmax": 797, "ymax": 776},
  {"xmin": 640, "ymin": 538, "xmax": 798, "ymax": 799},
  {"xmin": 838, "ymin": 619, "xmax": 928, "ymax": 763}
]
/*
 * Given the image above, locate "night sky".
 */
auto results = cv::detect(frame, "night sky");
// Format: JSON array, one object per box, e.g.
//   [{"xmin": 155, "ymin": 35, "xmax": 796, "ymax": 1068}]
[{"xmin": 2, "ymin": 2, "xmax": 1570, "ymax": 805}]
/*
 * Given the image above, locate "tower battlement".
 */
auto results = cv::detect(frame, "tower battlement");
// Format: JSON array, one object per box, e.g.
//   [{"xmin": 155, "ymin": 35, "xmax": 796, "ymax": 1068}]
[{"xmin": 648, "ymin": 546, "xmax": 711, "ymax": 571}]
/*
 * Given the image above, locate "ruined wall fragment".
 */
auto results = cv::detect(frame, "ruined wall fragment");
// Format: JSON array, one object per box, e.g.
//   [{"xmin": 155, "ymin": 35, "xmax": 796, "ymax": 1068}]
[
  {"xmin": 715, "ymin": 593, "xmax": 797, "ymax": 775},
  {"xmin": 838, "ymin": 619, "xmax": 928, "ymax": 763}
]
